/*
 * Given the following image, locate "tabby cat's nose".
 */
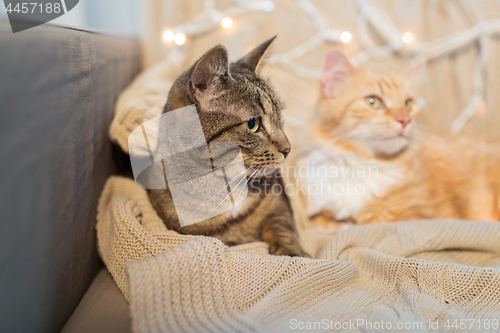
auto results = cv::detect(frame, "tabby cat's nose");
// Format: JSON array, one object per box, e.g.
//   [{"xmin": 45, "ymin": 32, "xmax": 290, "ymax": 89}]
[{"xmin": 280, "ymin": 147, "xmax": 291, "ymax": 158}]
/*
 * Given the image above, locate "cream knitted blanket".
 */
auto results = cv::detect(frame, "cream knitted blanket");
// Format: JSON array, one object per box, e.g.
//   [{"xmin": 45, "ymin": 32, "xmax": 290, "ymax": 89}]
[
  {"xmin": 97, "ymin": 176, "xmax": 500, "ymax": 333},
  {"xmin": 103, "ymin": 57, "xmax": 500, "ymax": 332}
]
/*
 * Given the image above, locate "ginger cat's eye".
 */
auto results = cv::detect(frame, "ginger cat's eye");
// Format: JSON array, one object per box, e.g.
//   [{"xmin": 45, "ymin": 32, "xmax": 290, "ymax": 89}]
[
  {"xmin": 246, "ymin": 117, "xmax": 260, "ymax": 132},
  {"xmin": 405, "ymin": 98, "xmax": 413, "ymax": 111},
  {"xmin": 365, "ymin": 96, "xmax": 382, "ymax": 109}
]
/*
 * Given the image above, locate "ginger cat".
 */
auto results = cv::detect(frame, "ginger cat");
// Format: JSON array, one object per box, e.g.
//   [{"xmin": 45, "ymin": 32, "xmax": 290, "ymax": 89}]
[{"xmin": 296, "ymin": 51, "xmax": 500, "ymax": 225}]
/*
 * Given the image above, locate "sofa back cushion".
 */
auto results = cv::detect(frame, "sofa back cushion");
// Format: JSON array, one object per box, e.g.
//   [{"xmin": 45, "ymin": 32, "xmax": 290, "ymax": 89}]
[{"xmin": 0, "ymin": 20, "xmax": 140, "ymax": 333}]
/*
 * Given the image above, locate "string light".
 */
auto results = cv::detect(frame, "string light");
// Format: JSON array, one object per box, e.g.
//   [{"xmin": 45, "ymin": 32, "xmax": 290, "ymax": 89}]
[
  {"xmin": 174, "ymin": 32, "xmax": 186, "ymax": 45},
  {"xmin": 221, "ymin": 17, "xmax": 233, "ymax": 29},
  {"xmin": 163, "ymin": 30, "xmax": 174, "ymax": 42},
  {"xmin": 340, "ymin": 31, "xmax": 352, "ymax": 43},
  {"xmin": 402, "ymin": 32, "xmax": 414, "ymax": 43},
  {"xmin": 157, "ymin": 0, "xmax": 495, "ymax": 133},
  {"xmin": 263, "ymin": 1, "xmax": 274, "ymax": 12}
]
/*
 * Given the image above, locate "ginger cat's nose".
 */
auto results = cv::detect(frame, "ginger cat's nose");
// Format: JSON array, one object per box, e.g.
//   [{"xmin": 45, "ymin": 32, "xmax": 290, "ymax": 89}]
[{"xmin": 397, "ymin": 116, "xmax": 411, "ymax": 128}]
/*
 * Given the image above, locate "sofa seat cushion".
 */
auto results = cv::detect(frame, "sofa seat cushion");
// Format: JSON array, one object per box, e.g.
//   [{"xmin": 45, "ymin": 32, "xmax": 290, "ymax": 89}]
[{"xmin": 61, "ymin": 268, "xmax": 131, "ymax": 333}]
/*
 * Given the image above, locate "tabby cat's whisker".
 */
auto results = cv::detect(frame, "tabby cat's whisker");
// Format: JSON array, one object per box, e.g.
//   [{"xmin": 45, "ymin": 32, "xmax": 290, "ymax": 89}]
[
  {"xmin": 234, "ymin": 169, "xmax": 259, "ymax": 203},
  {"xmin": 210, "ymin": 168, "xmax": 258, "ymax": 213},
  {"xmin": 190, "ymin": 166, "xmax": 251, "ymax": 216}
]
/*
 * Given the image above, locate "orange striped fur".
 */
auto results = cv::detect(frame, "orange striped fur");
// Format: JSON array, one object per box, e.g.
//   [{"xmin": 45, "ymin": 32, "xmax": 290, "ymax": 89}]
[{"xmin": 305, "ymin": 51, "xmax": 500, "ymax": 225}]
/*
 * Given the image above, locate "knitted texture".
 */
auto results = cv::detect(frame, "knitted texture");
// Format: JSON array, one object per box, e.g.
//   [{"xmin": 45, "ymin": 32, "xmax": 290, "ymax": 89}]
[
  {"xmin": 105, "ymin": 53, "xmax": 500, "ymax": 332},
  {"xmin": 109, "ymin": 57, "xmax": 176, "ymax": 153},
  {"xmin": 97, "ymin": 176, "xmax": 500, "ymax": 333}
]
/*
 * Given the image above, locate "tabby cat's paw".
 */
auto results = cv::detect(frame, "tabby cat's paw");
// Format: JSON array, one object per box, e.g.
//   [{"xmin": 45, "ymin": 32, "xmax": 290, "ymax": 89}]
[{"xmin": 270, "ymin": 244, "xmax": 310, "ymax": 258}]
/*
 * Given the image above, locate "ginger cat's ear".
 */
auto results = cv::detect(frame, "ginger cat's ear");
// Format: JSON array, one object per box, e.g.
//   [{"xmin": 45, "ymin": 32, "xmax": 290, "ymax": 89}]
[
  {"xmin": 321, "ymin": 51, "xmax": 354, "ymax": 98},
  {"xmin": 189, "ymin": 45, "xmax": 230, "ymax": 100},
  {"xmin": 236, "ymin": 36, "xmax": 276, "ymax": 72}
]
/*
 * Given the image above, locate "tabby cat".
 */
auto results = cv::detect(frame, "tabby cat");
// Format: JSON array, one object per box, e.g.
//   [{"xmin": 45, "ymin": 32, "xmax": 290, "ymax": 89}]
[
  {"xmin": 297, "ymin": 51, "xmax": 500, "ymax": 225},
  {"xmin": 149, "ymin": 37, "xmax": 309, "ymax": 257}
]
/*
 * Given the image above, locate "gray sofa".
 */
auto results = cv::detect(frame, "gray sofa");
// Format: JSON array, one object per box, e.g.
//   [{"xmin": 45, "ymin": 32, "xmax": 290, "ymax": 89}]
[{"xmin": 0, "ymin": 20, "xmax": 139, "ymax": 332}]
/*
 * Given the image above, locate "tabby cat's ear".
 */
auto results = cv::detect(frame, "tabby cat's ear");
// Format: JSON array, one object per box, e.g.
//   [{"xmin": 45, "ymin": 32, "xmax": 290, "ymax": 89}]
[
  {"xmin": 189, "ymin": 45, "xmax": 230, "ymax": 98},
  {"xmin": 321, "ymin": 51, "xmax": 354, "ymax": 98},
  {"xmin": 236, "ymin": 36, "xmax": 276, "ymax": 73}
]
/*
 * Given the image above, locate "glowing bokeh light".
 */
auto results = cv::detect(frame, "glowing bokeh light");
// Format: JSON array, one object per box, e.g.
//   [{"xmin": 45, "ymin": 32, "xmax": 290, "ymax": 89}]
[
  {"xmin": 402, "ymin": 32, "xmax": 414, "ymax": 43},
  {"xmin": 221, "ymin": 17, "xmax": 233, "ymax": 29},
  {"xmin": 340, "ymin": 31, "xmax": 352, "ymax": 43},
  {"xmin": 174, "ymin": 32, "xmax": 186, "ymax": 45},
  {"xmin": 163, "ymin": 30, "xmax": 174, "ymax": 42}
]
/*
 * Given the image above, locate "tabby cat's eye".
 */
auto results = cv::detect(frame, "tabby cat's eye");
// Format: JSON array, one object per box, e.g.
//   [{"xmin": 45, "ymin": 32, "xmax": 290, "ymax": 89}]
[
  {"xmin": 405, "ymin": 98, "xmax": 413, "ymax": 111},
  {"xmin": 365, "ymin": 96, "xmax": 382, "ymax": 109},
  {"xmin": 246, "ymin": 117, "xmax": 260, "ymax": 132}
]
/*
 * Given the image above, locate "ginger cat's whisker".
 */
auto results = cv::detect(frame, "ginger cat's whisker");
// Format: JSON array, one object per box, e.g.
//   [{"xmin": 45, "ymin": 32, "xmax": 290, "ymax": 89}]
[
  {"xmin": 414, "ymin": 131, "xmax": 467, "ymax": 173},
  {"xmin": 323, "ymin": 129, "xmax": 359, "ymax": 147}
]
